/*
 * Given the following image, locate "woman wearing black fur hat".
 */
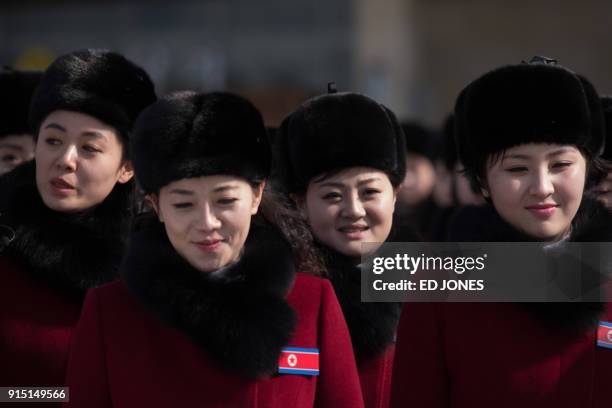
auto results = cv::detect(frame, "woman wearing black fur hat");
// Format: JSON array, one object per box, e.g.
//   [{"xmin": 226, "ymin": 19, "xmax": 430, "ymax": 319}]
[
  {"xmin": 0, "ymin": 68, "xmax": 41, "ymax": 175},
  {"xmin": 391, "ymin": 58, "xmax": 612, "ymax": 407},
  {"xmin": 64, "ymin": 91, "xmax": 364, "ymax": 408},
  {"xmin": 274, "ymin": 90, "xmax": 405, "ymax": 408},
  {"xmin": 0, "ymin": 49, "xmax": 156, "ymax": 390}
]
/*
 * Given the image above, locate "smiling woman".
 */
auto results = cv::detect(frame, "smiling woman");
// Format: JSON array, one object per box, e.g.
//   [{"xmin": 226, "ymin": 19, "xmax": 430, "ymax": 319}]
[
  {"xmin": 63, "ymin": 91, "xmax": 364, "ymax": 408},
  {"xmin": 484, "ymin": 144, "xmax": 587, "ymax": 241},
  {"xmin": 274, "ymin": 91, "xmax": 406, "ymax": 408},
  {"xmin": 301, "ymin": 167, "xmax": 397, "ymax": 258},
  {"xmin": 0, "ymin": 49, "xmax": 156, "ymax": 391},
  {"xmin": 391, "ymin": 58, "xmax": 612, "ymax": 408},
  {"xmin": 152, "ymin": 175, "xmax": 264, "ymax": 272}
]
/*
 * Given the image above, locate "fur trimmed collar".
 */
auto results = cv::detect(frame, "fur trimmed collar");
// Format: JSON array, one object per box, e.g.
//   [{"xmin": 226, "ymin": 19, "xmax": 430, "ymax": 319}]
[
  {"xmin": 0, "ymin": 161, "xmax": 133, "ymax": 302},
  {"xmin": 123, "ymin": 216, "xmax": 297, "ymax": 379},
  {"xmin": 322, "ymin": 247, "xmax": 401, "ymax": 360},
  {"xmin": 448, "ymin": 198, "xmax": 612, "ymax": 335}
]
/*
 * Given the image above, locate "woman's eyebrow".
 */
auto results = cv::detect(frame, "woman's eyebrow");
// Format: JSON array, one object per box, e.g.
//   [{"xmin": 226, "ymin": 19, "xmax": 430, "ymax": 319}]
[{"xmin": 43, "ymin": 123, "xmax": 67, "ymax": 132}]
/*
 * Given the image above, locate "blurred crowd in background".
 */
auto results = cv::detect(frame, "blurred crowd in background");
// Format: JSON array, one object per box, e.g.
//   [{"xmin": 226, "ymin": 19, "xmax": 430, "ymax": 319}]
[{"xmin": 2, "ymin": 0, "xmax": 612, "ymax": 239}]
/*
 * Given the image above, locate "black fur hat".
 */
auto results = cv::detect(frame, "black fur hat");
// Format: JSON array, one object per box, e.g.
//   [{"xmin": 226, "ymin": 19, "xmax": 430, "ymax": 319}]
[
  {"xmin": 0, "ymin": 68, "xmax": 42, "ymax": 138},
  {"xmin": 455, "ymin": 57, "xmax": 604, "ymax": 179},
  {"xmin": 274, "ymin": 92, "xmax": 406, "ymax": 194},
  {"xmin": 401, "ymin": 121, "xmax": 439, "ymax": 161},
  {"xmin": 29, "ymin": 49, "xmax": 156, "ymax": 141},
  {"xmin": 131, "ymin": 91, "xmax": 270, "ymax": 193},
  {"xmin": 601, "ymin": 96, "xmax": 612, "ymax": 161}
]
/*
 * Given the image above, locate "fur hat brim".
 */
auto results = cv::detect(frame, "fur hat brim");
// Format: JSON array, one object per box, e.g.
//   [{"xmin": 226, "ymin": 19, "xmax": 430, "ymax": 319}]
[
  {"xmin": 455, "ymin": 62, "xmax": 604, "ymax": 175},
  {"xmin": 274, "ymin": 92, "xmax": 406, "ymax": 194},
  {"xmin": 29, "ymin": 49, "xmax": 156, "ymax": 142},
  {"xmin": 131, "ymin": 91, "xmax": 270, "ymax": 193}
]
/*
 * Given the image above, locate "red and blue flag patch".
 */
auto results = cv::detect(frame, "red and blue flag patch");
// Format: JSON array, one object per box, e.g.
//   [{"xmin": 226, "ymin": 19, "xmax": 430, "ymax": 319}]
[
  {"xmin": 597, "ymin": 321, "xmax": 612, "ymax": 349},
  {"xmin": 278, "ymin": 347, "xmax": 320, "ymax": 376}
]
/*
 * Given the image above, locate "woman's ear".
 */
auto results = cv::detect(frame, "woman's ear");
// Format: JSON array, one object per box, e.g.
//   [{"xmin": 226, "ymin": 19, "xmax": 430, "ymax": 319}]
[
  {"xmin": 147, "ymin": 193, "xmax": 164, "ymax": 222},
  {"xmin": 251, "ymin": 181, "xmax": 266, "ymax": 215},
  {"xmin": 117, "ymin": 160, "xmax": 135, "ymax": 184},
  {"xmin": 477, "ymin": 176, "xmax": 490, "ymax": 198}
]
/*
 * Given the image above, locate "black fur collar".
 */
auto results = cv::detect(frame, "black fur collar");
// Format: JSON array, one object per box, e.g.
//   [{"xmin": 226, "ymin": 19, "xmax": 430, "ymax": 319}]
[
  {"xmin": 123, "ymin": 216, "xmax": 297, "ymax": 379},
  {"xmin": 0, "ymin": 161, "xmax": 133, "ymax": 302},
  {"xmin": 449, "ymin": 198, "xmax": 612, "ymax": 335},
  {"xmin": 322, "ymin": 246, "xmax": 401, "ymax": 360}
]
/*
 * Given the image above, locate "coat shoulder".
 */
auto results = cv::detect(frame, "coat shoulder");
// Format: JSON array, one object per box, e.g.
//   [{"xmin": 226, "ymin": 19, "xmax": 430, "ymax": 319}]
[
  {"xmin": 289, "ymin": 273, "xmax": 341, "ymax": 311},
  {"xmin": 89, "ymin": 280, "xmax": 129, "ymax": 300},
  {"xmin": 84, "ymin": 280, "xmax": 142, "ymax": 317},
  {"xmin": 293, "ymin": 271, "xmax": 325, "ymax": 290},
  {"xmin": 287, "ymin": 272, "xmax": 325, "ymax": 314}
]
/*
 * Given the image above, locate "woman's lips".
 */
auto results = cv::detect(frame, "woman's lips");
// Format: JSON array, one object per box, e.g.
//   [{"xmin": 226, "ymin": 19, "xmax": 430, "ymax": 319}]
[
  {"xmin": 49, "ymin": 178, "xmax": 75, "ymax": 196},
  {"xmin": 337, "ymin": 225, "xmax": 369, "ymax": 240},
  {"xmin": 194, "ymin": 239, "xmax": 223, "ymax": 252},
  {"xmin": 525, "ymin": 204, "xmax": 558, "ymax": 219}
]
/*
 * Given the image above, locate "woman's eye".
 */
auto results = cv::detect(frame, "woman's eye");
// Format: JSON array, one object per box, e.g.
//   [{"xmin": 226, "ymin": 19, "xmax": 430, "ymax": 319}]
[
  {"xmin": 1, "ymin": 154, "xmax": 18, "ymax": 164},
  {"xmin": 362, "ymin": 188, "xmax": 380, "ymax": 196},
  {"xmin": 172, "ymin": 203, "xmax": 193, "ymax": 209},
  {"xmin": 552, "ymin": 161, "xmax": 572, "ymax": 170},
  {"xmin": 217, "ymin": 198, "xmax": 238, "ymax": 205},
  {"xmin": 82, "ymin": 144, "xmax": 102, "ymax": 153},
  {"xmin": 322, "ymin": 192, "xmax": 342, "ymax": 200},
  {"xmin": 505, "ymin": 166, "xmax": 528, "ymax": 173},
  {"xmin": 44, "ymin": 137, "xmax": 61, "ymax": 146}
]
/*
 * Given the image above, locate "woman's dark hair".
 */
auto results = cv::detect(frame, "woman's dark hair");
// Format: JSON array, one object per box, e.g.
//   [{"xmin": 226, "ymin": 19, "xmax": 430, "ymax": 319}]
[
  {"xmin": 255, "ymin": 185, "xmax": 326, "ymax": 277},
  {"xmin": 311, "ymin": 167, "xmax": 399, "ymax": 189}
]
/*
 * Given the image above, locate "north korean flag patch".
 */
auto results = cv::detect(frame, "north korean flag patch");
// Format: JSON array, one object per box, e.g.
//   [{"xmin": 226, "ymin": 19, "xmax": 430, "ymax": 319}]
[
  {"xmin": 597, "ymin": 321, "xmax": 612, "ymax": 349},
  {"xmin": 278, "ymin": 347, "xmax": 320, "ymax": 375}
]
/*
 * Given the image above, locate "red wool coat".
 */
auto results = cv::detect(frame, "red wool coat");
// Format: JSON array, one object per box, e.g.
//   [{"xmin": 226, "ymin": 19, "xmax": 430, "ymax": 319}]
[
  {"xmin": 358, "ymin": 345, "xmax": 395, "ymax": 408},
  {"xmin": 0, "ymin": 160, "xmax": 131, "ymax": 394},
  {"xmin": 0, "ymin": 256, "xmax": 80, "ymax": 387},
  {"xmin": 64, "ymin": 273, "xmax": 364, "ymax": 408},
  {"xmin": 323, "ymin": 248, "xmax": 401, "ymax": 408},
  {"xmin": 390, "ymin": 302, "xmax": 612, "ymax": 408},
  {"xmin": 0, "ymin": 256, "xmax": 80, "ymax": 408}
]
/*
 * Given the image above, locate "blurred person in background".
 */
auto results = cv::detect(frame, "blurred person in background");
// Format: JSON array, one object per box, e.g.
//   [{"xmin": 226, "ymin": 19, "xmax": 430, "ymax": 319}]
[
  {"xmin": 589, "ymin": 96, "xmax": 612, "ymax": 208},
  {"xmin": 393, "ymin": 121, "xmax": 438, "ymax": 240},
  {"xmin": 0, "ymin": 68, "xmax": 41, "ymax": 175},
  {"xmin": 431, "ymin": 114, "xmax": 485, "ymax": 241},
  {"xmin": 0, "ymin": 49, "xmax": 156, "ymax": 393}
]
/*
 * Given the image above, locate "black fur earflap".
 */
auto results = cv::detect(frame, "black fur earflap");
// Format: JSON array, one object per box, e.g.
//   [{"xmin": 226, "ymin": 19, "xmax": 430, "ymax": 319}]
[
  {"xmin": 0, "ymin": 68, "xmax": 42, "ymax": 137},
  {"xmin": 123, "ymin": 216, "xmax": 297, "ymax": 379},
  {"xmin": 274, "ymin": 92, "xmax": 406, "ymax": 194},
  {"xmin": 455, "ymin": 59, "xmax": 604, "ymax": 178},
  {"xmin": 29, "ymin": 49, "xmax": 156, "ymax": 141},
  {"xmin": 131, "ymin": 91, "xmax": 270, "ymax": 193}
]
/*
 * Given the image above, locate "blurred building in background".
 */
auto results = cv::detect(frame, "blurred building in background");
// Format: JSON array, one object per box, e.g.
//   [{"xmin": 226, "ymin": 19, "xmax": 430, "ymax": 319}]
[{"xmin": 2, "ymin": 0, "xmax": 612, "ymax": 127}]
